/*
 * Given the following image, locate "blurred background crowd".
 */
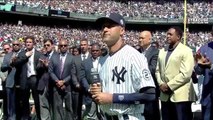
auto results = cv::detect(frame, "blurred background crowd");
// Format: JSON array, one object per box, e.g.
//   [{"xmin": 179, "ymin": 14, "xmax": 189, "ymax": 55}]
[
  {"xmin": 6, "ymin": 0, "xmax": 213, "ymax": 19},
  {"xmin": 0, "ymin": 23, "xmax": 211, "ymax": 50},
  {"xmin": 1, "ymin": 0, "xmax": 211, "ymax": 50}
]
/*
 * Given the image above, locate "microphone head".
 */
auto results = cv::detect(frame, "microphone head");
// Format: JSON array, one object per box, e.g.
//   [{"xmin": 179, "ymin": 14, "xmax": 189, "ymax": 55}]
[{"xmin": 91, "ymin": 68, "xmax": 100, "ymax": 84}]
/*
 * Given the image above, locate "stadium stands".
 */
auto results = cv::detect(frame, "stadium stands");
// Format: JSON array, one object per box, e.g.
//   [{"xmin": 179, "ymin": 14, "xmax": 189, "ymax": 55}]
[
  {"xmin": 0, "ymin": 23, "xmax": 211, "ymax": 49},
  {"xmin": 6, "ymin": 0, "xmax": 213, "ymax": 19}
]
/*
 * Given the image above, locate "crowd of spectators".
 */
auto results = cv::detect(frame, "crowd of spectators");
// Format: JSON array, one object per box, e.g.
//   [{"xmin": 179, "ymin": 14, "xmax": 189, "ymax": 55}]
[
  {"xmin": 0, "ymin": 23, "xmax": 211, "ymax": 50},
  {"xmin": 7, "ymin": 0, "xmax": 213, "ymax": 19}
]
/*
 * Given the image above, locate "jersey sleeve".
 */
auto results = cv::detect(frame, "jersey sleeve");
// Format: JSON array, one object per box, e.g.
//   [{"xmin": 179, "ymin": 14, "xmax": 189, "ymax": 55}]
[{"xmin": 131, "ymin": 53, "xmax": 155, "ymax": 91}]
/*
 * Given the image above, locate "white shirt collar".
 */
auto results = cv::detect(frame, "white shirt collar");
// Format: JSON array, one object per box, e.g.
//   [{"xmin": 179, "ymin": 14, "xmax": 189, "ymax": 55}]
[
  {"xmin": 48, "ymin": 51, "xmax": 54, "ymax": 58},
  {"xmin": 81, "ymin": 51, "xmax": 89, "ymax": 59}
]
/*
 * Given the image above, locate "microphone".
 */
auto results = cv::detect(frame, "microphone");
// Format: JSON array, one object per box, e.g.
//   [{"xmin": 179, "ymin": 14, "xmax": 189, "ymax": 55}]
[{"xmin": 90, "ymin": 68, "xmax": 100, "ymax": 84}]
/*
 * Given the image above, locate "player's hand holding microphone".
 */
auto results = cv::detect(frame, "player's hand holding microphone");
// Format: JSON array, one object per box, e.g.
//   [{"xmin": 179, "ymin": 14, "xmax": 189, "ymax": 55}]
[
  {"xmin": 89, "ymin": 68, "xmax": 102, "ymax": 95},
  {"xmin": 89, "ymin": 68, "xmax": 113, "ymax": 104}
]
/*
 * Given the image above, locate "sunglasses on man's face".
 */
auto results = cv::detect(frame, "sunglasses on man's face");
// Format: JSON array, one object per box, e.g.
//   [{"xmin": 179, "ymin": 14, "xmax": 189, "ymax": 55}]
[
  {"xmin": 44, "ymin": 44, "xmax": 51, "ymax": 47},
  {"xmin": 59, "ymin": 45, "xmax": 68, "ymax": 47},
  {"xmin": 13, "ymin": 44, "xmax": 19, "ymax": 46},
  {"xmin": 4, "ymin": 48, "xmax": 10, "ymax": 51}
]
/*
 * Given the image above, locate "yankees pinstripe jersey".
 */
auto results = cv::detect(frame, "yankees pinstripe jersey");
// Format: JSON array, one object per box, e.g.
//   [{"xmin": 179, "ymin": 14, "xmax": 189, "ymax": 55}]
[{"xmin": 98, "ymin": 45, "xmax": 155, "ymax": 117}]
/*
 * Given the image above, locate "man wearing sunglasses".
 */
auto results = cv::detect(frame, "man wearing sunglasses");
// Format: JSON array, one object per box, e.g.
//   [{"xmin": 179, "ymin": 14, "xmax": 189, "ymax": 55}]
[
  {"xmin": 2, "ymin": 43, "xmax": 12, "ymax": 54},
  {"xmin": 1, "ymin": 40, "xmax": 22, "ymax": 120},
  {"xmin": 37, "ymin": 39, "xmax": 57, "ymax": 120},
  {"xmin": 49, "ymin": 40, "xmax": 74, "ymax": 120}
]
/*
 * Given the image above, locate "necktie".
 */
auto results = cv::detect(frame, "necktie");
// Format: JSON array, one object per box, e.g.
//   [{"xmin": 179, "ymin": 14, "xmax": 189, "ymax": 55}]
[
  {"xmin": 45, "ymin": 53, "xmax": 50, "ymax": 59},
  {"xmin": 59, "ymin": 55, "xmax": 65, "ymax": 79},
  {"xmin": 82, "ymin": 54, "xmax": 86, "ymax": 61}
]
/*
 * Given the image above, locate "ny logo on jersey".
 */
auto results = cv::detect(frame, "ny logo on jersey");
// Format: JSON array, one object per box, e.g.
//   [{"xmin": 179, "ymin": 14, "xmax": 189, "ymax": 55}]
[{"xmin": 112, "ymin": 66, "xmax": 127, "ymax": 84}]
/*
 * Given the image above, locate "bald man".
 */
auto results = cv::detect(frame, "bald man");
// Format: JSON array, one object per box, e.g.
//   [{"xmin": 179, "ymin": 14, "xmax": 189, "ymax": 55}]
[
  {"xmin": 49, "ymin": 40, "xmax": 74, "ymax": 120},
  {"xmin": 139, "ymin": 31, "xmax": 160, "ymax": 120}
]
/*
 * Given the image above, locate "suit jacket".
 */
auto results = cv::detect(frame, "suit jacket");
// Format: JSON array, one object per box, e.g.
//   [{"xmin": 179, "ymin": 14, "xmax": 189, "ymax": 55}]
[
  {"xmin": 37, "ymin": 51, "xmax": 58, "ymax": 91},
  {"xmin": 49, "ymin": 53, "xmax": 73, "ymax": 92},
  {"xmin": 12, "ymin": 49, "xmax": 43, "ymax": 90},
  {"xmin": 144, "ymin": 46, "xmax": 159, "ymax": 94},
  {"xmin": 71, "ymin": 55, "xmax": 82, "ymax": 88},
  {"xmin": 155, "ymin": 43, "xmax": 196, "ymax": 102},
  {"xmin": 79, "ymin": 56, "xmax": 100, "ymax": 105},
  {"xmin": 80, "ymin": 56, "xmax": 99, "ymax": 92},
  {"xmin": 1, "ymin": 52, "xmax": 17, "ymax": 88},
  {"xmin": 71, "ymin": 54, "xmax": 92, "ymax": 90}
]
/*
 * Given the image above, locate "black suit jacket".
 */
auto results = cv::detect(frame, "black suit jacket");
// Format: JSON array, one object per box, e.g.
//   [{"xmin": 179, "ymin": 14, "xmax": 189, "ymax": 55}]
[
  {"xmin": 143, "ymin": 46, "xmax": 159, "ymax": 95},
  {"xmin": 80, "ymin": 57, "xmax": 94, "ymax": 92},
  {"xmin": 71, "ymin": 56, "xmax": 82, "ymax": 87},
  {"xmin": 12, "ymin": 49, "xmax": 43, "ymax": 90},
  {"xmin": 49, "ymin": 53, "xmax": 74, "ymax": 92},
  {"xmin": 37, "ymin": 51, "xmax": 58, "ymax": 91},
  {"xmin": 79, "ymin": 56, "xmax": 101, "ymax": 105},
  {"xmin": 144, "ymin": 46, "xmax": 159, "ymax": 76},
  {"xmin": 71, "ymin": 54, "xmax": 92, "ymax": 90}
]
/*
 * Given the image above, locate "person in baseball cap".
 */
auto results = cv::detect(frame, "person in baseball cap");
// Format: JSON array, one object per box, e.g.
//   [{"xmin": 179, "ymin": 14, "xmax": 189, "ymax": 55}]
[
  {"xmin": 95, "ymin": 13, "xmax": 126, "ymax": 48},
  {"xmin": 96, "ymin": 13, "xmax": 126, "ymax": 28},
  {"xmin": 90, "ymin": 12, "xmax": 156, "ymax": 120}
]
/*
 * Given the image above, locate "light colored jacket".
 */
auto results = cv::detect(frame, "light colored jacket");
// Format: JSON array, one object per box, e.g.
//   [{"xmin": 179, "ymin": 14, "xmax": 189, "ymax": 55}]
[{"xmin": 155, "ymin": 43, "xmax": 197, "ymax": 102}]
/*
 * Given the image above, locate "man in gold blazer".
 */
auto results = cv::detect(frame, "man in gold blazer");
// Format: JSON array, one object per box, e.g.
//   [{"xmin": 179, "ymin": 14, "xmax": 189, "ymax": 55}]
[{"xmin": 155, "ymin": 26, "xmax": 196, "ymax": 120}]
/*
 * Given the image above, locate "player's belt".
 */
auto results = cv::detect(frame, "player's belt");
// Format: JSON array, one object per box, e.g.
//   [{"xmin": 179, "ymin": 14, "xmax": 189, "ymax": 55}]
[{"xmin": 105, "ymin": 113, "xmax": 129, "ymax": 120}]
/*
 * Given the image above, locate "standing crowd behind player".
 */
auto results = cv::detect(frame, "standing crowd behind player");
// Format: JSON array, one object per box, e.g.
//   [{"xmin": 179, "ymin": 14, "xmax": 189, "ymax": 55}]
[{"xmin": 0, "ymin": 13, "xmax": 212, "ymax": 120}]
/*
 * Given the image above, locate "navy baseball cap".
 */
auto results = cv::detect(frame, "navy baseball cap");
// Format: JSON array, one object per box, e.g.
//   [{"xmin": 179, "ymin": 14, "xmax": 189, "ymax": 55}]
[{"xmin": 96, "ymin": 13, "xmax": 125, "ymax": 27}]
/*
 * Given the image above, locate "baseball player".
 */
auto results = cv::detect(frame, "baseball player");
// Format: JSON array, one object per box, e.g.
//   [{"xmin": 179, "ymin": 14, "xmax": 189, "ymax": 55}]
[{"xmin": 89, "ymin": 13, "xmax": 156, "ymax": 120}]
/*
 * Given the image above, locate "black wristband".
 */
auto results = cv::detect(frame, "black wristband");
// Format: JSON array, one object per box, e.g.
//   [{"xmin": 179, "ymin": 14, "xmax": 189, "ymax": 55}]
[{"xmin": 112, "ymin": 87, "xmax": 156, "ymax": 104}]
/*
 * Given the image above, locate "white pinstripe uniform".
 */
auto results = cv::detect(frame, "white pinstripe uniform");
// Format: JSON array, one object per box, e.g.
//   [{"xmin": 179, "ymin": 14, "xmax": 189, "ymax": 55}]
[{"xmin": 98, "ymin": 45, "xmax": 155, "ymax": 120}]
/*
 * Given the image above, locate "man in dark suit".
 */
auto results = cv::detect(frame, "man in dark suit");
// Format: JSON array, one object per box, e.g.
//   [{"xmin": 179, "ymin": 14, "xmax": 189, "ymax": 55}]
[
  {"xmin": 80, "ymin": 39, "xmax": 90, "ymax": 61},
  {"xmin": 1, "ymin": 40, "xmax": 21, "ymax": 120},
  {"xmin": 49, "ymin": 40, "xmax": 74, "ymax": 120},
  {"xmin": 139, "ymin": 30, "xmax": 160, "ymax": 120},
  {"xmin": 37, "ymin": 39, "xmax": 57, "ymax": 120},
  {"xmin": 80, "ymin": 43, "xmax": 103, "ymax": 120},
  {"xmin": 12, "ymin": 36, "xmax": 43, "ymax": 120},
  {"xmin": 71, "ymin": 39, "xmax": 91, "ymax": 120}
]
